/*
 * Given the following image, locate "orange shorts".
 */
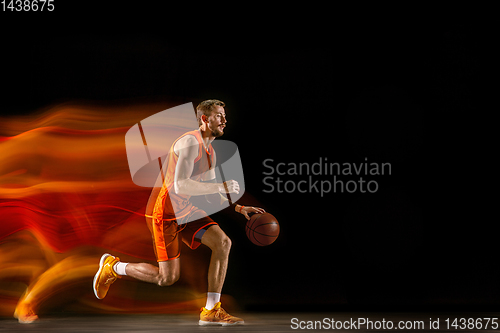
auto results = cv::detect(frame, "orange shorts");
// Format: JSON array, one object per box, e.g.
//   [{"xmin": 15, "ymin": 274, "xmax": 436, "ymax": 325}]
[{"xmin": 148, "ymin": 208, "xmax": 217, "ymax": 262}]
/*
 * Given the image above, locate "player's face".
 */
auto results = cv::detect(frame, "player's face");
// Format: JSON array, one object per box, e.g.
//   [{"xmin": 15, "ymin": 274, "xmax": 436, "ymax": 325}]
[{"xmin": 207, "ymin": 106, "xmax": 227, "ymax": 137}]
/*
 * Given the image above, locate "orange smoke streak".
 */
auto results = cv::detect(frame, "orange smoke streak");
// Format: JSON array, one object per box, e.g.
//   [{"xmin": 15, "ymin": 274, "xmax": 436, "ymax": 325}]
[{"xmin": 0, "ymin": 101, "xmax": 219, "ymax": 318}]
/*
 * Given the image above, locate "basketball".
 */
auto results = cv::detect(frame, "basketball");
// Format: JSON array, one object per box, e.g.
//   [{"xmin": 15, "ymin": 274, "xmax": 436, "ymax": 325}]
[{"xmin": 245, "ymin": 213, "xmax": 280, "ymax": 246}]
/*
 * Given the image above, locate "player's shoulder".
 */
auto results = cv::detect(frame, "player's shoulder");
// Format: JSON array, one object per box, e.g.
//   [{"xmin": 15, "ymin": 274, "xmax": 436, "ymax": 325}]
[
  {"xmin": 177, "ymin": 133, "xmax": 199, "ymax": 147},
  {"xmin": 174, "ymin": 133, "xmax": 199, "ymax": 156}
]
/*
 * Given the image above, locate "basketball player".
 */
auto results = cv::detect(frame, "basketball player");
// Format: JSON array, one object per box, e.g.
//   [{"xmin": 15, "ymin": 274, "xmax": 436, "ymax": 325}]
[{"xmin": 93, "ymin": 100, "xmax": 264, "ymax": 326}]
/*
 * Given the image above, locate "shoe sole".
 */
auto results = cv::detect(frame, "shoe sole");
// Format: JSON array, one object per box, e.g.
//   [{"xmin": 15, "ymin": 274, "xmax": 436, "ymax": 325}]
[
  {"xmin": 93, "ymin": 253, "xmax": 112, "ymax": 299},
  {"xmin": 199, "ymin": 320, "xmax": 244, "ymax": 326},
  {"xmin": 15, "ymin": 314, "xmax": 38, "ymax": 324},
  {"xmin": 13, "ymin": 307, "xmax": 38, "ymax": 324}
]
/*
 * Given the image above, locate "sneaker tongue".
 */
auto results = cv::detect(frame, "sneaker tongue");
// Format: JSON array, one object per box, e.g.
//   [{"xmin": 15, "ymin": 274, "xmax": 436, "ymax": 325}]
[{"xmin": 213, "ymin": 302, "xmax": 221, "ymax": 310}]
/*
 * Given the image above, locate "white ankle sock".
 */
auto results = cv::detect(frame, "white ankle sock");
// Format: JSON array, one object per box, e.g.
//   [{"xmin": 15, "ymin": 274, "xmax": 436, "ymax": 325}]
[
  {"xmin": 205, "ymin": 292, "xmax": 221, "ymax": 310},
  {"xmin": 113, "ymin": 262, "xmax": 128, "ymax": 276}
]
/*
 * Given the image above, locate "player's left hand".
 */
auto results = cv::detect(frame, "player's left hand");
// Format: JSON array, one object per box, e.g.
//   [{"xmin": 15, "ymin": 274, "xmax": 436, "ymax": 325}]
[{"xmin": 238, "ymin": 206, "xmax": 265, "ymax": 220}]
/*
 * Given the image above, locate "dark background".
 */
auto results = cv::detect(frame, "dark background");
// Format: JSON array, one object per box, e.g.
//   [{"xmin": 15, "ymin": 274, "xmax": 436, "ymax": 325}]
[{"xmin": 1, "ymin": 5, "xmax": 493, "ymax": 312}]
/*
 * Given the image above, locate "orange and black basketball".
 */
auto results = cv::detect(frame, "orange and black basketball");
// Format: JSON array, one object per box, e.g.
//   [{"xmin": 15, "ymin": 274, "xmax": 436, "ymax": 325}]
[{"xmin": 245, "ymin": 213, "xmax": 280, "ymax": 246}]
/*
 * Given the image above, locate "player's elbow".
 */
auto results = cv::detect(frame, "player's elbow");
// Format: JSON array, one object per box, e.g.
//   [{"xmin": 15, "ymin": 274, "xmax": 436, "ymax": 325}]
[{"xmin": 174, "ymin": 179, "xmax": 189, "ymax": 195}]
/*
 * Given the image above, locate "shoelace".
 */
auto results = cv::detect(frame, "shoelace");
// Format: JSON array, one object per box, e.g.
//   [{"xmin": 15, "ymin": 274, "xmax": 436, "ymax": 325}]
[
  {"xmin": 103, "ymin": 264, "xmax": 117, "ymax": 286},
  {"xmin": 104, "ymin": 274, "xmax": 116, "ymax": 286},
  {"xmin": 213, "ymin": 308, "xmax": 232, "ymax": 321}
]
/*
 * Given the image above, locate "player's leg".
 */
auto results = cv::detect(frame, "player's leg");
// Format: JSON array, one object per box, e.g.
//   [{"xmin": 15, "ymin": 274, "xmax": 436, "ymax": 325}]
[
  {"xmin": 94, "ymin": 218, "xmax": 181, "ymax": 299},
  {"xmin": 93, "ymin": 255, "xmax": 181, "ymax": 299},
  {"xmin": 200, "ymin": 225, "xmax": 231, "ymax": 294},
  {"xmin": 198, "ymin": 225, "xmax": 244, "ymax": 326},
  {"xmin": 124, "ymin": 259, "xmax": 180, "ymax": 286}
]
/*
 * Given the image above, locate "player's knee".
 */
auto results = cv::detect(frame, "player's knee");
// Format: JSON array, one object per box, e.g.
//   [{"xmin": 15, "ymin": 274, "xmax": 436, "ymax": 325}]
[
  {"xmin": 157, "ymin": 273, "xmax": 179, "ymax": 287},
  {"xmin": 215, "ymin": 235, "xmax": 232, "ymax": 255},
  {"xmin": 223, "ymin": 235, "xmax": 232, "ymax": 250}
]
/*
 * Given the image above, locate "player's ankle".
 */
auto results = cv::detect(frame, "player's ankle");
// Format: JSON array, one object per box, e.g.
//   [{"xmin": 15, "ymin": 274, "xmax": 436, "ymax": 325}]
[
  {"xmin": 113, "ymin": 262, "xmax": 128, "ymax": 276},
  {"xmin": 205, "ymin": 292, "xmax": 221, "ymax": 310}
]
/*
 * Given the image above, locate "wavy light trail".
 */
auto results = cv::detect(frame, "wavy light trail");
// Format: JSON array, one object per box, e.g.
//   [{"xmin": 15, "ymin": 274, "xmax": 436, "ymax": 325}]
[{"xmin": 0, "ymin": 102, "xmax": 228, "ymax": 319}]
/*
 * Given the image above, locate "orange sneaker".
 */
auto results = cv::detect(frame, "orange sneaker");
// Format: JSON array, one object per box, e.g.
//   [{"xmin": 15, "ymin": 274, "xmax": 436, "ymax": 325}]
[
  {"xmin": 93, "ymin": 253, "xmax": 121, "ymax": 299},
  {"xmin": 14, "ymin": 302, "xmax": 38, "ymax": 324},
  {"xmin": 199, "ymin": 302, "xmax": 244, "ymax": 326}
]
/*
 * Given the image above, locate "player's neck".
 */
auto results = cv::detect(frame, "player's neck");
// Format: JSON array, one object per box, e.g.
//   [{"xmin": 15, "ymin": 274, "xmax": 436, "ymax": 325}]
[{"xmin": 198, "ymin": 127, "xmax": 215, "ymax": 149}]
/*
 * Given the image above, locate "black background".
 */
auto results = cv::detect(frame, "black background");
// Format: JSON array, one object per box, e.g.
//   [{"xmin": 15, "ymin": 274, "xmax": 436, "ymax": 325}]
[{"xmin": 1, "ymin": 5, "xmax": 493, "ymax": 312}]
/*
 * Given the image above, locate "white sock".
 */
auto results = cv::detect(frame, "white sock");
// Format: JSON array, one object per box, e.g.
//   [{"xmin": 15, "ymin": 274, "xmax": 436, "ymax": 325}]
[
  {"xmin": 113, "ymin": 262, "xmax": 128, "ymax": 276},
  {"xmin": 205, "ymin": 292, "xmax": 221, "ymax": 310}
]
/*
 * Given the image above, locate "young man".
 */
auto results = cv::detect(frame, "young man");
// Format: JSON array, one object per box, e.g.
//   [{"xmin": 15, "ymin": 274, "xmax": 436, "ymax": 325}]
[{"xmin": 93, "ymin": 99, "xmax": 264, "ymax": 326}]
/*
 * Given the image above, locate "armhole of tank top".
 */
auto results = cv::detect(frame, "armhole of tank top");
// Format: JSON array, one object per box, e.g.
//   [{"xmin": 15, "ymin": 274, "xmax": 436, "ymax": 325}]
[
  {"xmin": 172, "ymin": 132, "xmax": 202, "ymax": 162},
  {"xmin": 192, "ymin": 131, "xmax": 203, "ymax": 163},
  {"xmin": 209, "ymin": 146, "xmax": 215, "ymax": 169}
]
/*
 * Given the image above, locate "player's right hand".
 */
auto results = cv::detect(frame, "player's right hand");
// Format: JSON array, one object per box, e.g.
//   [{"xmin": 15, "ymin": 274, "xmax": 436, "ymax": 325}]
[{"xmin": 222, "ymin": 180, "xmax": 240, "ymax": 194}]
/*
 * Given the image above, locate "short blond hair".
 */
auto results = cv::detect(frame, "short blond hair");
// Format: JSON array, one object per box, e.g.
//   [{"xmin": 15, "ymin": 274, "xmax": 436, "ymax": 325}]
[{"xmin": 196, "ymin": 99, "xmax": 225, "ymax": 126}]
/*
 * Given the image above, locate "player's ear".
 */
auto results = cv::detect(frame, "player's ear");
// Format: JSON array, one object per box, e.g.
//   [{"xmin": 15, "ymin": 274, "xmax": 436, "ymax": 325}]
[{"xmin": 201, "ymin": 114, "xmax": 209, "ymax": 124}]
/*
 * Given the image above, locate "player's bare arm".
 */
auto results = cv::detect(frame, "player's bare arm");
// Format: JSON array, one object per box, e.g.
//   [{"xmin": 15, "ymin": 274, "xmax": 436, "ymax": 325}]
[
  {"xmin": 174, "ymin": 135, "xmax": 264, "ymax": 219},
  {"xmin": 237, "ymin": 205, "xmax": 266, "ymax": 220},
  {"xmin": 208, "ymin": 187, "xmax": 265, "ymax": 220}
]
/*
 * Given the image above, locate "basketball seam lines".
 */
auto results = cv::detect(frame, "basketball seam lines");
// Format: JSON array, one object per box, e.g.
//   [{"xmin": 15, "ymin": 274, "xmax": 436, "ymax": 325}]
[
  {"xmin": 251, "ymin": 223, "xmax": 279, "ymax": 237},
  {"xmin": 245, "ymin": 214, "xmax": 262, "ymax": 236},
  {"xmin": 254, "ymin": 236, "xmax": 265, "ymax": 246},
  {"xmin": 246, "ymin": 214, "xmax": 263, "ymax": 245},
  {"xmin": 249, "ymin": 214, "xmax": 262, "ymax": 231},
  {"xmin": 252, "ymin": 230, "xmax": 278, "ymax": 237}
]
